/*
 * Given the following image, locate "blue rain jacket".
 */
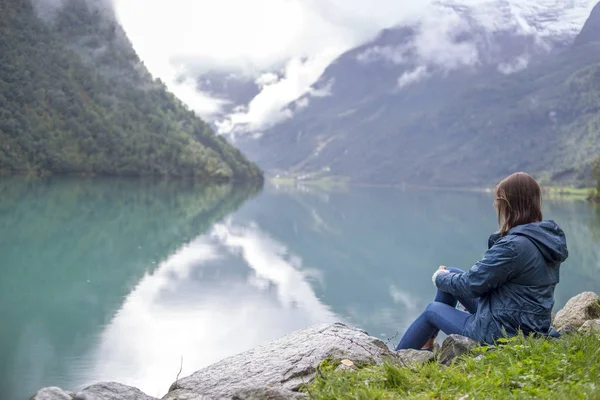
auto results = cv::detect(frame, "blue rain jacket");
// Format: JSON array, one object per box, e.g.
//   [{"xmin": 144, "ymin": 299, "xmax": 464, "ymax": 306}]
[{"xmin": 435, "ymin": 220, "xmax": 568, "ymax": 344}]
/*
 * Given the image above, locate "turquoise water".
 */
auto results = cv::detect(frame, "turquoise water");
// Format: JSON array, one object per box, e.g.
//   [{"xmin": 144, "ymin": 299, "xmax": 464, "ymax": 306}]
[{"xmin": 1, "ymin": 177, "xmax": 599, "ymax": 399}]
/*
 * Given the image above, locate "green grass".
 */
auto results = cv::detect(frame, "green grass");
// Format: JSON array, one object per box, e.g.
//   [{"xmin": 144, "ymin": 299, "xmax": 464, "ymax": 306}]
[
  {"xmin": 270, "ymin": 175, "xmax": 349, "ymax": 191},
  {"xmin": 542, "ymin": 186, "xmax": 596, "ymax": 201},
  {"xmin": 270, "ymin": 177, "xmax": 298, "ymax": 186},
  {"xmin": 305, "ymin": 333, "xmax": 600, "ymax": 400},
  {"xmin": 304, "ymin": 176, "xmax": 350, "ymax": 190}
]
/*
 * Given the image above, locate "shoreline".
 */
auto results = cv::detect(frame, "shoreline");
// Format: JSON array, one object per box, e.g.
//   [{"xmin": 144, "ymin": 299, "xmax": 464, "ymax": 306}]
[
  {"xmin": 0, "ymin": 170, "xmax": 265, "ymax": 185},
  {"xmin": 2, "ymin": 172, "xmax": 595, "ymax": 201},
  {"xmin": 30, "ymin": 291, "xmax": 600, "ymax": 400},
  {"xmin": 269, "ymin": 177, "xmax": 595, "ymax": 199}
]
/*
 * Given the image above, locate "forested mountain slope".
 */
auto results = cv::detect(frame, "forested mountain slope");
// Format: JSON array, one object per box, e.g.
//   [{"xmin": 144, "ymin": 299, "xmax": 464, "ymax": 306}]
[
  {"xmin": 0, "ymin": 0, "xmax": 262, "ymax": 181},
  {"xmin": 239, "ymin": 3, "xmax": 600, "ymax": 187}
]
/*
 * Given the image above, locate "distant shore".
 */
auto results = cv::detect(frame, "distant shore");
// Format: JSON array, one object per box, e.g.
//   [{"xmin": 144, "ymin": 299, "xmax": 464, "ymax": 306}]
[{"xmin": 269, "ymin": 176, "xmax": 595, "ymax": 200}]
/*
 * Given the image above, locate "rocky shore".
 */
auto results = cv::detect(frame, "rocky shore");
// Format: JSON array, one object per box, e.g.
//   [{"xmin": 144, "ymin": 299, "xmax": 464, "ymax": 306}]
[{"xmin": 31, "ymin": 292, "xmax": 600, "ymax": 400}]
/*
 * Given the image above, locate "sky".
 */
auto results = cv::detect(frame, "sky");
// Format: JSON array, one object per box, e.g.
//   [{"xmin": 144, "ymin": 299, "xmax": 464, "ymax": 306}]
[
  {"xmin": 112, "ymin": 0, "xmax": 596, "ymax": 135},
  {"xmin": 112, "ymin": 0, "xmax": 436, "ymax": 129}
]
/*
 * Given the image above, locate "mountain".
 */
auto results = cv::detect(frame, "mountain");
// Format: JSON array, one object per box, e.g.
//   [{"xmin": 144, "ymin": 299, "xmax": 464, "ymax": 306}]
[
  {"xmin": 575, "ymin": 1, "xmax": 600, "ymax": 46},
  {"xmin": 0, "ymin": 0, "xmax": 262, "ymax": 181},
  {"xmin": 438, "ymin": 0, "xmax": 596, "ymax": 46},
  {"xmin": 202, "ymin": 0, "xmax": 595, "ymax": 132},
  {"xmin": 236, "ymin": 1, "xmax": 600, "ymax": 187}
]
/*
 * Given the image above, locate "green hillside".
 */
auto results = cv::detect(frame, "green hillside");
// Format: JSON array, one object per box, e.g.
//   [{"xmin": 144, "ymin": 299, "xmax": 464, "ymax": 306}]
[{"xmin": 0, "ymin": 0, "xmax": 262, "ymax": 181}]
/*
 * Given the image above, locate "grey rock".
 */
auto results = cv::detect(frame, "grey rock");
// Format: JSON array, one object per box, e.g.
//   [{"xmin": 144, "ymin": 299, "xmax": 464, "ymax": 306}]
[
  {"xmin": 578, "ymin": 319, "xmax": 600, "ymax": 333},
  {"xmin": 231, "ymin": 387, "xmax": 308, "ymax": 400},
  {"xmin": 557, "ymin": 324, "xmax": 577, "ymax": 335},
  {"xmin": 163, "ymin": 323, "xmax": 394, "ymax": 400},
  {"xmin": 158, "ymin": 392, "xmax": 210, "ymax": 400},
  {"xmin": 393, "ymin": 349, "xmax": 435, "ymax": 367},
  {"xmin": 32, "ymin": 383, "xmax": 157, "ymax": 400},
  {"xmin": 75, "ymin": 383, "xmax": 158, "ymax": 400},
  {"xmin": 437, "ymin": 335, "xmax": 478, "ymax": 366},
  {"xmin": 30, "ymin": 387, "xmax": 75, "ymax": 400},
  {"xmin": 553, "ymin": 292, "xmax": 600, "ymax": 330}
]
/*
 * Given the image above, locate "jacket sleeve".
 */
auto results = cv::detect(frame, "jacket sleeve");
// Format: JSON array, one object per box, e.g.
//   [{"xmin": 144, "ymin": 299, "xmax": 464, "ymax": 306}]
[{"xmin": 435, "ymin": 239, "xmax": 516, "ymax": 298}]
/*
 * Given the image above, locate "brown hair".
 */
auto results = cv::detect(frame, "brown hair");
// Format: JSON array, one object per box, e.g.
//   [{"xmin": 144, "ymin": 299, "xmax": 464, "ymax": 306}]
[{"xmin": 494, "ymin": 172, "xmax": 543, "ymax": 235}]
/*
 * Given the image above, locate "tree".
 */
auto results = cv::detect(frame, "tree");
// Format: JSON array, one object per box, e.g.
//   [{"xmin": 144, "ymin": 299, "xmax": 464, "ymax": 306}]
[
  {"xmin": 592, "ymin": 157, "xmax": 600, "ymax": 201},
  {"xmin": 0, "ymin": 0, "xmax": 262, "ymax": 183}
]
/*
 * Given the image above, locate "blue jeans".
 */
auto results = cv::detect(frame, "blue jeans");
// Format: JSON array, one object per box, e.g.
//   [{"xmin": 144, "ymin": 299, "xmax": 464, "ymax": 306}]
[{"xmin": 395, "ymin": 268, "xmax": 479, "ymax": 350}]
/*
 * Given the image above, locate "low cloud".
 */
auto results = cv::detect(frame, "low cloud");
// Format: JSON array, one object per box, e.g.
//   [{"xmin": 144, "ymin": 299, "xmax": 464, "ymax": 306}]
[
  {"xmin": 256, "ymin": 72, "xmax": 280, "ymax": 88},
  {"xmin": 174, "ymin": 79, "xmax": 231, "ymax": 117},
  {"xmin": 112, "ymin": 0, "xmax": 596, "ymax": 133},
  {"xmin": 397, "ymin": 66, "xmax": 430, "ymax": 89},
  {"xmin": 113, "ymin": 0, "xmax": 433, "ymax": 130},
  {"xmin": 414, "ymin": 9, "xmax": 481, "ymax": 71},
  {"xmin": 216, "ymin": 54, "xmax": 337, "ymax": 137},
  {"xmin": 356, "ymin": 45, "xmax": 407, "ymax": 65},
  {"xmin": 497, "ymin": 55, "xmax": 530, "ymax": 75}
]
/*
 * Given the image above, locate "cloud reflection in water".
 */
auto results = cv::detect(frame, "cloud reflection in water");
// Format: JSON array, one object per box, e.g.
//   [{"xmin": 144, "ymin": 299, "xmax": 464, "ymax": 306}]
[{"xmin": 83, "ymin": 221, "xmax": 338, "ymax": 397}]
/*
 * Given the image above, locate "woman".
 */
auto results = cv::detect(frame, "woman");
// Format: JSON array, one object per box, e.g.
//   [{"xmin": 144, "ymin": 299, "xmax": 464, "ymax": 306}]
[{"xmin": 396, "ymin": 172, "xmax": 569, "ymax": 350}]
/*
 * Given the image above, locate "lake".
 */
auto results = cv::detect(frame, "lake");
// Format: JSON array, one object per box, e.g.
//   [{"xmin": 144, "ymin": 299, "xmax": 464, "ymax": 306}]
[{"xmin": 1, "ymin": 177, "xmax": 599, "ymax": 399}]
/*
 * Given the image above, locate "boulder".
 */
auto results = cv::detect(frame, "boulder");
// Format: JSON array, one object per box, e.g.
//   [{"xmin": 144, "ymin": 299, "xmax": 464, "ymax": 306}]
[
  {"xmin": 32, "ymin": 383, "xmax": 157, "ymax": 400},
  {"xmin": 557, "ymin": 324, "xmax": 577, "ymax": 335},
  {"xmin": 437, "ymin": 335, "xmax": 478, "ymax": 366},
  {"xmin": 231, "ymin": 387, "xmax": 308, "ymax": 400},
  {"xmin": 578, "ymin": 319, "xmax": 600, "ymax": 333},
  {"xmin": 553, "ymin": 292, "xmax": 600, "ymax": 330},
  {"xmin": 163, "ymin": 323, "xmax": 394, "ymax": 400},
  {"xmin": 30, "ymin": 387, "xmax": 75, "ymax": 400},
  {"xmin": 393, "ymin": 349, "xmax": 435, "ymax": 367}
]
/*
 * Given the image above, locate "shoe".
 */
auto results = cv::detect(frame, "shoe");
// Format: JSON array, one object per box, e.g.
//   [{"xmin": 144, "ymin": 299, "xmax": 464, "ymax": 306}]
[{"xmin": 421, "ymin": 338, "xmax": 435, "ymax": 352}]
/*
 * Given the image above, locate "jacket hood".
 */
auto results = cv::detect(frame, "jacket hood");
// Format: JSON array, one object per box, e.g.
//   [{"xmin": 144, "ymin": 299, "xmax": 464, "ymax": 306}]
[{"xmin": 509, "ymin": 220, "xmax": 569, "ymax": 263}]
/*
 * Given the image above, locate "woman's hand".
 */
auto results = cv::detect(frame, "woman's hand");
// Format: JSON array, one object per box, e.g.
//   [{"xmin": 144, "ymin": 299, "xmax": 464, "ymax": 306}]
[{"xmin": 432, "ymin": 265, "xmax": 450, "ymax": 286}]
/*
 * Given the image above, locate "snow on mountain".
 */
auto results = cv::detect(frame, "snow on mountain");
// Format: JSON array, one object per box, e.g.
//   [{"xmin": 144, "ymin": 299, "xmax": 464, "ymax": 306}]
[
  {"xmin": 437, "ymin": 0, "xmax": 596, "ymax": 42},
  {"xmin": 207, "ymin": 0, "xmax": 597, "ymax": 136},
  {"xmin": 356, "ymin": 0, "xmax": 598, "ymax": 69}
]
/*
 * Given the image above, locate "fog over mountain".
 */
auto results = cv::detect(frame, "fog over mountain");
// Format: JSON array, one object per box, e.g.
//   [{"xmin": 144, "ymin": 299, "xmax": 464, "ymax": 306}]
[
  {"xmin": 0, "ymin": 0, "xmax": 262, "ymax": 180},
  {"xmin": 234, "ymin": 2, "xmax": 600, "ymax": 187},
  {"xmin": 21, "ymin": 0, "xmax": 594, "ymax": 186},
  {"xmin": 32, "ymin": 0, "xmax": 114, "ymax": 20},
  {"xmin": 113, "ymin": 0, "xmax": 596, "ymax": 136}
]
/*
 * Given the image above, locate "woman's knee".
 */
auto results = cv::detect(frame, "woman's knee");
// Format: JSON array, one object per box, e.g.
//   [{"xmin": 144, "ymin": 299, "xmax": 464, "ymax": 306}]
[
  {"xmin": 424, "ymin": 302, "xmax": 436, "ymax": 314},
  {"xmin": 423, "ymin": 302, "xmax": 471, "ymax": 335},
  {"xmin": 424, "ymin": 301, "xmax": 453, "ymax": 316}
]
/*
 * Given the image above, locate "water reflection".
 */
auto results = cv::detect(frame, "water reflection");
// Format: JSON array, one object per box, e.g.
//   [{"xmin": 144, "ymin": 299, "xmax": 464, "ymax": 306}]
[
  {"xmin": 229, "ymin": 188, "xmax": 600, "ymax": 338},
  {"xmin": 0, "ymin": 177, "xmax": 261, "ymax": 400},
  {"xmin": 591, "ymin": 202, "xmax": 600, "ymax": 242},
  {"xmin": 2, "ymin": 180, "xmax": 599, "ymax": 400},
  {"xmin": 87, "ymin": 221, "xmax": 337, "ymax": 397}
]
